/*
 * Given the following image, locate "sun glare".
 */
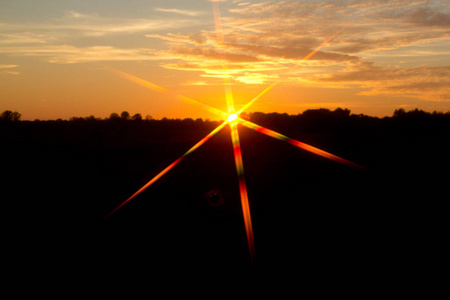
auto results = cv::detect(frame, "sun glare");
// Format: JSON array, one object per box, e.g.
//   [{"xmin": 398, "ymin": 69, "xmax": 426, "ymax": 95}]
[
  {"xmin": 104, "ymin": 4, "xmax": 365, "ymax": 267},
  {"xmin": 227, "ymin": 113, "xmax": 238, "ymax": 122}
]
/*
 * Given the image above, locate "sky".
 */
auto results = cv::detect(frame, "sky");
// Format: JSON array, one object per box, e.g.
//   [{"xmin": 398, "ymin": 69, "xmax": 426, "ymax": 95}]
[{"xmin": 1, "ymin": 0, "xmax": 449, "ymax": 120}]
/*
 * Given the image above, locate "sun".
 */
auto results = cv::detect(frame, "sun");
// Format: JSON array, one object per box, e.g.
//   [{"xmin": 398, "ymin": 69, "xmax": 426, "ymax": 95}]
[{"xmin": 227, "ymin": 113, "xmax": 238, "ymax": 122}]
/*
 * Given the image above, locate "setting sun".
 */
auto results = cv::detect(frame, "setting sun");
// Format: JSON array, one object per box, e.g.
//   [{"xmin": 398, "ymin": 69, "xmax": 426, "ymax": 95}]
[{"xmin": 227, "ymin": 113, "xmax": 238, "ymax": 122}]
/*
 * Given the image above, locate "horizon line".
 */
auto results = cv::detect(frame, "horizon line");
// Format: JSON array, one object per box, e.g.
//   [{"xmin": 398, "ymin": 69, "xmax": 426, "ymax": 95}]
[{"xmin": 5, "ymin": 107, "xmax": 450, "ymax": 122}]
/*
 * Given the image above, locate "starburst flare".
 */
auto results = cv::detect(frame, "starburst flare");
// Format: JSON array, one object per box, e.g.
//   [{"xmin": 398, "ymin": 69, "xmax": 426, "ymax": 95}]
[{"xmin": 104, "ymin": 9, "xmax": 362, "ymax": 266}]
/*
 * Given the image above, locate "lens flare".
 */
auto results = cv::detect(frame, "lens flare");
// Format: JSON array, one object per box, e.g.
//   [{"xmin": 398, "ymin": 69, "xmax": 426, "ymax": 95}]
[
  {"xmin": 212, "ymin": 1, "xmax": 224, "ymax": 46},
  {"xmin": 235, "ymin": 30, "xmax": 342, "ymax": 114},
  {"xmin": 225, "ymin": 79, "xmax": 235, "ymax": 114},
  {"xmin": 302, "ymin": 29, "xmax": 343, "ymax": 62},
  {"xmin": 213, "ymin": 0, "xmax": 256, "ymax": 262},
  {"xmin": 104, "ymin": 3, "xmax": 364, "ymax": 269},
  {"xmin": 109, "ymin": 67, "xmax": 227, "ymax": 119},
  {"xmin": 238, "ymin": 118, "xmax": 368, "ymax": 171},
  {"xmin": 230, "ymin": 122, "xmax": 255, "ymax": 262},
  {"xmin": 236, "ymin": 83, "xmax": 276, "ymax": 115},
  {"xmin": 104, "ymin": 121, "xmax": 228, "ymax": 220}
]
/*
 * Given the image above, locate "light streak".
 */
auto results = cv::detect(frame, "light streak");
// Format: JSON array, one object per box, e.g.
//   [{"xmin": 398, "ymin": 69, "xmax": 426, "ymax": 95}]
[
  {"xmin": 104, "ymin": 121, "xmax": 228, "ymax": 220},
  {"xmin": 301, "ymin": 29, "xmax": 343, "ymax": 62},
  {"xmin": 225, "ymin": 78, "xmax": 235, "ymax": 114},
  {"xmin": 212, "ymin": 1, "xmax": 224, "ymax": 45},
  {"xmin": 213, "ymin": 1, "xmax": 255, "ymax": 262},
  {"xmin": 238, "ymin": 118, "xmax": 368, "ymax": 171},
  {"xmin": 109, "ymin": 68, "xmax": 228, "ymax": 119},
  {"xmin": 236, "ymin": 83, "xmax": 276, "ymax": 115},
  {"xmin": 230, "ymin": 122, "xmax": 255, "ymax": 262},
  {"xmin": 235, "ymin": 29, "xmax": 343, "ymax": 114},
  {"xmin": 212, "ymin": 1, "xmax": 235, "ymax": 116}
]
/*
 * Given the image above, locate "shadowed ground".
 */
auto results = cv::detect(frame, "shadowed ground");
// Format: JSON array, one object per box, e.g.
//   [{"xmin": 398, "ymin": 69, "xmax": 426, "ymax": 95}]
[{"xmin": 2, "ymin": 112, "xmax": 448, "ymax": 277}]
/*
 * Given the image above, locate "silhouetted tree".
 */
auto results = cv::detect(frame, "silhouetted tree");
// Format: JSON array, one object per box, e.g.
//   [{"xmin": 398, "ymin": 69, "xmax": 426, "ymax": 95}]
[
  {"xmin": 109, "ymin": 112, "xmax": 120, "ymax": 120},
  {"xmin": 406, "ymin": 108, "xmax": 429, "ymax": 119},
  {"xmin": 85, "ymin": 115, "xmax": 97, "ymax": 122},
  {"xmin": 131, "ymin": 113, "xmax": 142, "ymax": 121},
  {"xmin": 334, "ymin": 107, "xmax": 351, "ymax": 118},
  {"xmin": 301, "ymin": 108, "xmax": 331, "ymax": 119},
  {"xmin": 393, "ymin": 108, "xmax": 406, "ymax": 118},
  {"xmin": 0, "ymin": 110, "xmax": 21, "ymax": 122},
  {"xmin": 121, "ymin": 111, "xmax": 130, "ymax": 120},
  {"xmin": 69, "ymin": 116, "xmax": 85, "ymax": 122},
  {"xmin": 248, "ymin": 112, "xmax": 268, "ymax": 124},
  {"xmin": 13, "ymin": 111, "xmax": 21, "ymax": 121}
]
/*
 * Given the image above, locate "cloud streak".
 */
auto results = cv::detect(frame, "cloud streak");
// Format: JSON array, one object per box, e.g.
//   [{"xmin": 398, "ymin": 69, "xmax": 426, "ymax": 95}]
[
  {"xmin": 0, "ymin": 10, "xmax": 201, "ymax": 38},
  {"xmin": 0, "ymin": 64, "xmax": 19, "ymax": 75},
  {"xmin": 0, "ymin": 45, "xmax": 167, "ymax": 64},
  {"xmin": 154, "ymin": 8, "xmax": 203, "ymax": 17},
  {"xmin": 0, "ymin": 9, "xmax": 204, "ymax": 63},
  {"xmin": 312, "ymin": 61, "xmax": 450, "ymax": 101}
]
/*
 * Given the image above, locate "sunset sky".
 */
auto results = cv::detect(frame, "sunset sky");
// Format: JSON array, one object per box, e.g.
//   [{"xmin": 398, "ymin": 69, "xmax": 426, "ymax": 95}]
[{"xmin": 1, "ymin": 0, "xmax": 449, "ymax": 120}]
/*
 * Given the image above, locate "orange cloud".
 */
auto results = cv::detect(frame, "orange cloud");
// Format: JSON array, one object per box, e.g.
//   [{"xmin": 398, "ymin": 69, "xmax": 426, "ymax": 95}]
[
  {"xmin": 312, "ymin": 61, "xmax": 450, "ymax": 101},
  {"xmin": 144, "ymin": 0, "xmax": 449, "ymax": 103}
]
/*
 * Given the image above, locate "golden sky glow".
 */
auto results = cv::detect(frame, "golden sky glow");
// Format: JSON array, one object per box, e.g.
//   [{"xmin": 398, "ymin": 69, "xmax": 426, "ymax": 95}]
[{"xmin": 1, "ymin": 0, "xmax": 449, "ymax": 120}]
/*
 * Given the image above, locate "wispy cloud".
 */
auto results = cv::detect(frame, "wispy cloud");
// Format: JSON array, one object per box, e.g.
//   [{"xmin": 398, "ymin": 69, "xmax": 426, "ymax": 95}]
[
  {"xmin": 64, "ymin": 17, "xmax": 197, "ymax": 37},
  {"xmin": 0, "ymin": 10, "xmax": 203, "ymax": 63},
  {"xmin": 0, "ymin": 10, "xmax": 201, "ymax": 38},
  {"xmin": 0, "ymin": 64, "xmax": 19, "ymax": 75},
  {"xmin": 0, "ymin": 45, "xmax": 170, "ymax": 64},
  {"xmin": 0, "ymin": 64, "xmax": 18, "ymax": 69},
  {"xmin": 0, "ymin": 32, "xmax": 52, "ymax": 45},
  {"xmin": 311, "ymin": 61, "xmax": 450, "ymax": 101},
  {"xmin": 154, "ymin": 8, "xmax": 203, "ymax": 17}
]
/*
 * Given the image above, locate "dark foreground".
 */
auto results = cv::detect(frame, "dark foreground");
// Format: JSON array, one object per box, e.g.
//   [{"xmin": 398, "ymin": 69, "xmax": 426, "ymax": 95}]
[{"xmin": 2, "ymin": 112, "xmax": 448, "ymax": 280}]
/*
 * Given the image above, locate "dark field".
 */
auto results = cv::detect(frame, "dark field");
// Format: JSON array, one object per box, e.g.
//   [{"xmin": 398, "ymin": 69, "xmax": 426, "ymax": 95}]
[{"xmin": 2, "ymin": 110, "xmax": 449, "ymax": 277}]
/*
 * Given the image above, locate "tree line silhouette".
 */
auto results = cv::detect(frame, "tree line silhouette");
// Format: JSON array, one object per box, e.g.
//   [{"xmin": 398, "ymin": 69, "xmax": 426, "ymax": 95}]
[
  {"xmin": 0, "ymin": 110, "xmax": 21, "ymax": 122},
  {"xmin": 2, "ymin": 107, "xmax": 449, "ymax": 126}
]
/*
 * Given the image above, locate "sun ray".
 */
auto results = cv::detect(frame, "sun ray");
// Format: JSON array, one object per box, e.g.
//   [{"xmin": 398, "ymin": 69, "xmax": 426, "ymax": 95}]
[
  {"xmin": 235, "ymin": 29, "xmax": 343, "ymax": 114},
  {"xmin": 225, "ymin": 78, "xmax": 235, "ymax": 114},
  {"xmin": 104, "ymin": 121, "xmax": 228, "ymax": 220},
  {"xmin": 236, "ymin": 83, "xmax": 276, "ymax": 115},
  {"xmin": 109, "ymin": 67, "xmax": 228, "ymax": 119},
  {"xmin": 212, "ymin": 1, "xmax": 224, "ymax": 46},
  {"xmin": 301, "ymin": 28, "xmax": 343, "ymax": 62},
  {"xmin": 230, "ymin": 121, "xmax": 255, "ymax": 262},
  {"xmin": 212, "ymin": 1, "xmax": 235, "ymax": 116},
  {"xmin": 238, "ymin": 118, "xmax": 368, "ymax": 171},
  {"xmin": 213, "ymin": 1, "xmax": 256, "ymax": 262}
]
